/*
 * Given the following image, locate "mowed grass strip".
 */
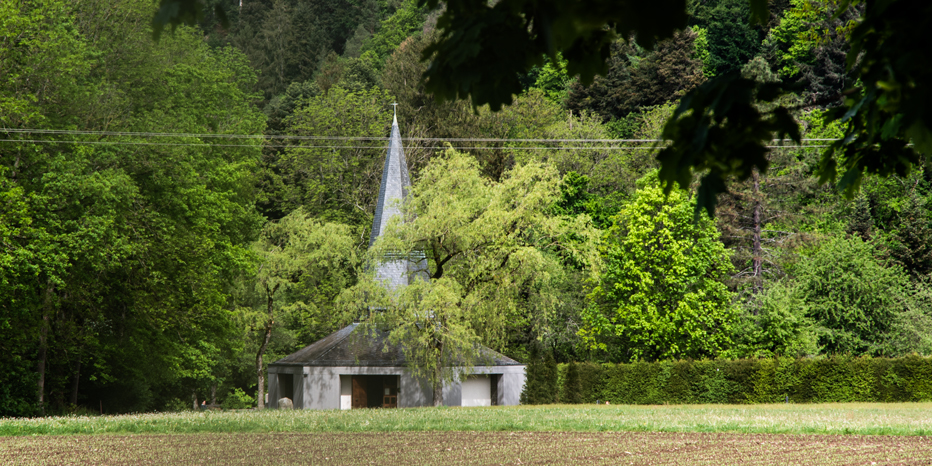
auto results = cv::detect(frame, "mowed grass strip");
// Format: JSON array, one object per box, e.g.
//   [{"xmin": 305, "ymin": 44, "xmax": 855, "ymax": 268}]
[
  {"xmin": 3, "ymin": 431, "xmax": 932, "ymax": 465},
  {"xmin": 4, "ymin": 403, "xmax": 932, "ymax": 437}
]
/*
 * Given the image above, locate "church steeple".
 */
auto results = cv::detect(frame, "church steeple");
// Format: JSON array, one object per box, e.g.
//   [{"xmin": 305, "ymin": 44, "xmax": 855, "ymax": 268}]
[{"xmin": 369, "ymin": 111, "xmax": 416, "ymax": 290}]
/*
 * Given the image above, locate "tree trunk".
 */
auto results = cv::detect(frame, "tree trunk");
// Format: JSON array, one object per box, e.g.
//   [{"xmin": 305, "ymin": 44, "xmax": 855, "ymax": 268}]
[
  {"xmin": 431, "ymin": 339, "xmax": 444, "ymax": 407},
  {"xmin": 70, "ymin": 358, "xmax": 81, "ymax": 406},
  {"xmin": 211, "ymin": 383, "xmax": 217, "ymax": 406},
  {"xmin": 37, "ymin": 282, "xmax": 53, "ymax": 415},
  {"xmin": 256, "ymin": 284, "xmax": 277, "ymax": 409},
  {"xmin": 752, "ymin": 169, "xmax": 763, "ymax": 298},
  {"xmin": 37, "ymin": 315, "xmax": 48, "ymax": 415},
  {"xmin": 192, "ymin": 390, "xmax": 198, "ymax": 410}
]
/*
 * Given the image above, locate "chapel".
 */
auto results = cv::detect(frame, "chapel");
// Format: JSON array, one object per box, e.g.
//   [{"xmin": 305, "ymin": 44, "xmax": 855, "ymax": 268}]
[{"xmin": 266, "ymin": 113, "xmax": 526, "ymax": 409}]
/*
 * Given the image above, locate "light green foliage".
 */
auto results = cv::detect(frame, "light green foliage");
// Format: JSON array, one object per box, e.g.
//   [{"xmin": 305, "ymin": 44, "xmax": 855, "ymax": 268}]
[
  {"xmin": 530, "ymin": 54, "xmax": 571, "ymax": 105},
  {"xmin": 248, "ymin": 208, "xmax": 358, "ymax": 335},
  {"xmin": 360, "ymin": 0, "xmax": 425, "ymax": 64},
  {"xmin": 220, "ymin": 388, "xmax": 256, "ymax": 410},
  {"xmin": 0, "ymin": 0, "xmax": 90, "ymax": 127},
  {"xmin": 689, "ymin": 26, "xmax": 714, "ymax": 78},
  {"xmin": 508, "ymin": 92, "xmax": 652, "ymax": 209},
  {"xmin": 879, "ymin": 278, "xmax": 932, "ymax": 357},
  {"xmin": 766, "ymin": 0, "xmax": 820, "ymax": 79},
  {"xmin": 584, "ymin": 174, "xmax": 737, "ymax": 362},
  {"xmin": 238, "ymin": 208, "xmax": 358, "ymax": 407},
  {"xmin": 729, "ymin": 281, "xmax": 820, "ymax": 358},
  {"xmin": 341, "ymin": 150, "xmax": 600, "ymax": 403}
]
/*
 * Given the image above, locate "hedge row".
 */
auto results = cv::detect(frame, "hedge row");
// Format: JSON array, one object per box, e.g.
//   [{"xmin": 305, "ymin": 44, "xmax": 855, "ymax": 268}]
[{"xmin": 546, "ymin": 355, "xmax": 932, "ymax": 404}]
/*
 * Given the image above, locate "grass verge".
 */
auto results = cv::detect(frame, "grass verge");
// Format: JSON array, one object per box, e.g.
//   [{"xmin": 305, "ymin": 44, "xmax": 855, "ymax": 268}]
[{"xmin": 4, "ymin": 403, "xmax": 932, "ymax": 437}]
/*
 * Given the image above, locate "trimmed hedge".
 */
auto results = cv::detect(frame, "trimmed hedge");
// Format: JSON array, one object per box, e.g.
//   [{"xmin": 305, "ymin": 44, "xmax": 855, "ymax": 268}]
[{"xmin": 549, "ymin": 355, "xmax": 932, "ymax": 404}]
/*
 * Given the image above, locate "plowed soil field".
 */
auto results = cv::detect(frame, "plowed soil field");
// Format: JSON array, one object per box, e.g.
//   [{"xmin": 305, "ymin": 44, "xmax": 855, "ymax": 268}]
[{"xmin": 3, "ymin": 431, "xmax": 931, "ymax": 465}]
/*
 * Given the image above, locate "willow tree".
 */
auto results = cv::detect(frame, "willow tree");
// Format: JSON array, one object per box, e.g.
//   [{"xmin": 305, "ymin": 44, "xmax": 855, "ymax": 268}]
[
  {"xmin": 339, "ymin": 150, "xmax": 600, "ymax": 406},
  {"xmin": 245, "ymin": 208, "xmax": 357, "ymax": 408}
]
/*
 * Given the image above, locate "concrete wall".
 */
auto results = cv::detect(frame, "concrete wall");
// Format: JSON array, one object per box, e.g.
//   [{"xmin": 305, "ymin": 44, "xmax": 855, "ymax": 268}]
[{"xmin": 267, "ymin": 364, "xmax": 526, "ymax": 409}]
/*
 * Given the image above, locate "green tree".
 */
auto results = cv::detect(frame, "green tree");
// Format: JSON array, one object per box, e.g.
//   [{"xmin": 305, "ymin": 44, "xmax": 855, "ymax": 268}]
[
  {"xmin": 693, "ymin": 0, "xmax": 763, "ymax": 77},
  {"xmin": 3, "ymin": 0, "xmax": 267, "ymax": 413},
  {"xmin": 520, "ymin": 346, "xmax": 558, "ymax": 405},
  {"xmin": 340, "ymin": 150, "xmax": 600, "ymax": 405},
  {"xmin": 583, "ymin": 174, "xmax": 737, "ymax": 362},
  {"xmin": 728, "ymin": 280, "xmax": 820, "ymax": 358},
  {"xmin": 359, "ymin": 0, "xmax": 426, "ymax": 63},
  {"xmin": 155, "ymin": 0, "xmax": 932, "ymax": 217},
  {"xmin": 566, "ymin": 30, "xmax": 705, "ymax": 123},
  {"xmin": 242, "ymin": 208, "xmax": 357, "ymax": 408},
  {"xmin": 793, "ymin": 236, "xmax": 909, "ymax": 354}
]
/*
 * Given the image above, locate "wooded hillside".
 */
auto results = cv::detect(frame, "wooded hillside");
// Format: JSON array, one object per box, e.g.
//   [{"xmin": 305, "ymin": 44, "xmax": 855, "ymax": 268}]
[{"xmin": 2, "ymin": 0, "xmax": 929, "ymax": 416}]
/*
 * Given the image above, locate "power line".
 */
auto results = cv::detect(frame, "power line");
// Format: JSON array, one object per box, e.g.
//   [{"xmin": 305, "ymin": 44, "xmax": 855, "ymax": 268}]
[
  {"xmin": 0, "ymin": 138, "xmax": 832, "ymax": 150},
  {"xmin": 1, "ymin": 128, "xmax": 840, "ymax": 144}
]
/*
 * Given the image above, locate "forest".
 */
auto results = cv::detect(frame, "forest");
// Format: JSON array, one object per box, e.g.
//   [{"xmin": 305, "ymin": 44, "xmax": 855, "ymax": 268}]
[{"xmin": 2, "ymin": 0, "xmax": 930, "ymax": 416}]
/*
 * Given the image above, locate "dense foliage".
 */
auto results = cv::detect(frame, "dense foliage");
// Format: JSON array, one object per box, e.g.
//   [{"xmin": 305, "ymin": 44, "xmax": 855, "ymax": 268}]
[
  {"xmin": 4, "ymin": 0, "xmax": 932, "ymax": 415},
  {"xmin": 542, "ymin": 356, "xmax": 932, "ymax": 404}
]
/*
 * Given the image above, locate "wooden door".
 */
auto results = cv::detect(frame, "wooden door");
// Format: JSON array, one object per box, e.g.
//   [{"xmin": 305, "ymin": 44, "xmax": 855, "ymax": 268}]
[{"xmin": 351, "ymin": 376, "xmax": 367, "ymax": 409}]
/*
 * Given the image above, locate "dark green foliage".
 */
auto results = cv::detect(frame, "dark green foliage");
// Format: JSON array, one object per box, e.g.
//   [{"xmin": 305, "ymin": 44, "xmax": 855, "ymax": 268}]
[
  {"xmin": 887, "ymin": 194, "xmax": 932, "ymax": 277},
  {"xmin": 554, "ymin": 172, "xmax": 592, "ymax": 218},
  {"xmin": 565, "ymin": 30, "xmax": 705, "ymax": 122},
  {"xmin": 821, "ymin": 0, "xmax": 932, "ymax": 197},
  {"xmin": 554, "ymin": 355, "xmax": 932, "ymax": 405},
  {"xmin": 798, "ymin": 5, "xmax": 860, "ymax": 107},
  {"xmin": 419, "ymin": 0, "xmax": 688, "ymax": 111},
  {"xmin": 520, "ymin": 347, "xmax": 558, "ymax": 405},
  {"xmin": 845, "ymin": 194, "xmax": 874, "ymax": 239},
  {"xmin": 657, "ymin": 73, "xmax": 801, "ymax": 217},
  {"xmin": 560, "ymin": 363, "xmax": 581, "ymax": 404},
  {"xmin": 0, "ymin": 355, "xmax": 38, "ymax": 417},
  {"xmin": 153, "ymin": 0, "xmax": 228, "ymax": 40},
  {"xmin": 794, "ymin": 236, "xmax": 907, "ymax": 354},
  {"xmin": 693, "ymin": 0, "xmax": 764, "ymax": 77}
]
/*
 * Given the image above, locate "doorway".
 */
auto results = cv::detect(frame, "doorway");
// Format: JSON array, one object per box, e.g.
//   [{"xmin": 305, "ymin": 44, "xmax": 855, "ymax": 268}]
[
  {"xmin": 350, "ymin": 375, "xmax": 399, "ymax": 408},
  {"xmin": 278, "ymin": 373, "xmax": 294, "ymax": 407}
]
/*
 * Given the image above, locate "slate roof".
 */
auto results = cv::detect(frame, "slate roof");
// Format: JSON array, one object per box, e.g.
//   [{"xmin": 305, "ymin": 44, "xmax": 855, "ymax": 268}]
[
  {"xmin": 368, "ymin": 113, "xmax": 429, "ymax": 290},
  {"xmin": 271, "ymin": 324, "xmax": 523, "ymax": 367},
  {"xmin": 369, "ymin": 113, "xmax": 410, "ymax": 248}
]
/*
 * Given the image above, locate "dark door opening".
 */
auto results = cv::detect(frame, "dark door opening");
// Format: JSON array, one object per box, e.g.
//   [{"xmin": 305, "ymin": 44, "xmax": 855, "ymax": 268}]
[
  {"xmin": 490, "ymin": 374, "xmax": 501, "ymax": 406},
  {"xmin": 350, "ymin": 375, "xmax": 399, "ymax": 408},
  {"xmin": 278, "ymin": 373, "xmax": 294, "ymax": 407}
]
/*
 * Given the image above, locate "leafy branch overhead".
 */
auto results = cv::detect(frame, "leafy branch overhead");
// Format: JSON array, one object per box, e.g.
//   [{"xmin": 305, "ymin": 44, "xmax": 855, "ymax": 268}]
[
  {"xmin": 657, "ymin": 73, "xmax": 801, "ymax": 217},
  {"xmin": 154, "ymin": 0, "xmax": 929, "ymax": 215}
]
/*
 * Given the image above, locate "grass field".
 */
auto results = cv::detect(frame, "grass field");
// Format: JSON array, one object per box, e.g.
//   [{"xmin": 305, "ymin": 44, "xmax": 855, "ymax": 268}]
[
  {"xmin": 3, "ymin": 403, "xmax": 932, "ymax": 437},
  {"xmin": 4, "ymin": 404, "xmax": 932, "ymax": 465}
]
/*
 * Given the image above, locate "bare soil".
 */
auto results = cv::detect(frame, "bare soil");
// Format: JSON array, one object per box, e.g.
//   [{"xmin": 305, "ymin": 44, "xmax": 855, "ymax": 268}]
[{"xmin": 3, "ymin": 431, "xmax": 931, "ymax": 465}]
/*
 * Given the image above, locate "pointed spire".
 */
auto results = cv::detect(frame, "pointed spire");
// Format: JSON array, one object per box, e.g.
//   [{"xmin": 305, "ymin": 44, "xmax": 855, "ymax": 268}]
[
  {"xmin": 370, "ymin": 111, "xmax": 410, "ymax": 247},
  {"xmin": 369, "ymin": 111, "xmax": 414, "ymax": 291}
]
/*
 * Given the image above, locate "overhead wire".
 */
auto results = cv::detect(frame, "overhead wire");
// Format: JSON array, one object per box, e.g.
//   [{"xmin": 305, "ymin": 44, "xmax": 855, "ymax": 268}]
[
  {"xmin": 1, "ymin": 127, "xmax": 840, "ymax": 145},
  {"xmin": 0, "ymin": 138, "xmax": 832, "ymax": 150}
]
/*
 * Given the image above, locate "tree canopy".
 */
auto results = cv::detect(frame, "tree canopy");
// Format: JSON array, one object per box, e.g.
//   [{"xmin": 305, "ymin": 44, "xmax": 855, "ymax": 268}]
[
  {"xmin": 582, "ymin": 174, "xmax": 737, "ymax": 362},
  {"xmin": 339, "ymin": 149, "xmax": 600, "ymax": 404}
]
